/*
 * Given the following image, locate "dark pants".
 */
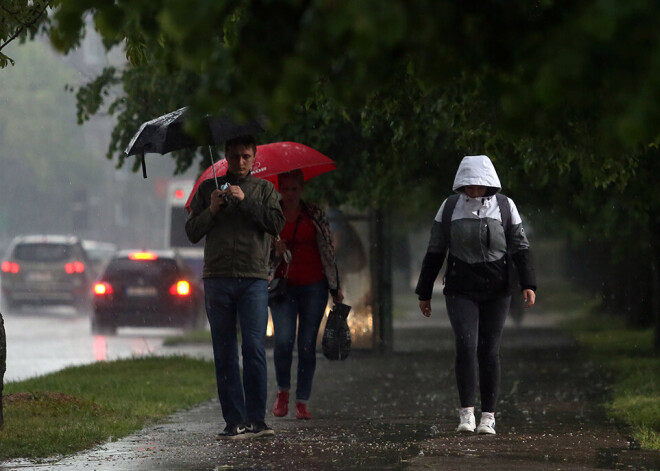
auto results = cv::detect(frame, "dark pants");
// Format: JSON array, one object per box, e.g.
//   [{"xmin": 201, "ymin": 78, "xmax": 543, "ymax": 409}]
[
  {"xmin": 204, "ymin": 277, "xmax": 269, "ymax": 426},
  {"xmin": 445, "ymin": 294, "xmax": 510, "ymax": 412},
  {"xmin": 270, "ymin": 279, "xmax": 329, "ymax": 402}
]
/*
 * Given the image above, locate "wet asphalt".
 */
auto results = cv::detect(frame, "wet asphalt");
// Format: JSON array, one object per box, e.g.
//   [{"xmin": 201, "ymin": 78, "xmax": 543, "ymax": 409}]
[{"xmin": 2, "ymin": 310, "xmax": 660, "ymax": 471}]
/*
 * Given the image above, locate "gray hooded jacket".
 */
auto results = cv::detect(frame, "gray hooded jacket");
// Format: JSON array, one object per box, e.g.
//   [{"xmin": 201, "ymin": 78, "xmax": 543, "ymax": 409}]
[{"xmin": 415, "ymin": 155, "xmax": 536, "ymax": 300}]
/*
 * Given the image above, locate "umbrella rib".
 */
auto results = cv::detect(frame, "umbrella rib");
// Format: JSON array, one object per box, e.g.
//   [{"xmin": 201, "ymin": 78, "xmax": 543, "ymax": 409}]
[{"xmin": 208, "ymin": 146, "xmax": 219, "ymax": 189}]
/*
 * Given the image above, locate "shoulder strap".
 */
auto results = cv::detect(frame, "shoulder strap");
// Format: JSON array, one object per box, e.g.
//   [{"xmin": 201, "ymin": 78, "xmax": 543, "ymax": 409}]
[
  {"xmin": 290, "ymin": 214, "xmax": 302, "ymax": 245},
  {"xmin": 441, "ymin": 194, "xmax": 460, "ymax": 244},
  {"xmin": 496, "ymin": 193, "xmax": 511, "ymax": 245},
  {"xmin": 442, "ymin": 193, "xmax": 512, "ymax": 245},
  {"xmin": 283, "ymin": 215, "xmax": 302, "ymax": 279},
  {"xmin": 275, "ymin": 215, "xmax": 302, "ymax": 280}
]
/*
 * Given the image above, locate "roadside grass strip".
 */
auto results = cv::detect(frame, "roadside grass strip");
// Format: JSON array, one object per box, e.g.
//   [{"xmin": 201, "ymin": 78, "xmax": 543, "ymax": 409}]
[
  {"xmin": 564, "ymin": 315, "xmax": 660, "ymax": 450},
  {"xmin": 162, "ymin": 329, "xmax": 212, "ymax": 346},
  {"xmin": 0, "ymin": 356, "xmax": 215, "ymax": 461}
]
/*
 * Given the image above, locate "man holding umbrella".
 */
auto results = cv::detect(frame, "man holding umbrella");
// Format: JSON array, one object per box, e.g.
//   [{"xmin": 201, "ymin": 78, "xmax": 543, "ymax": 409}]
[{"xmin": 186, "ymin": 135, "xmax": 285, "ymax": 439}]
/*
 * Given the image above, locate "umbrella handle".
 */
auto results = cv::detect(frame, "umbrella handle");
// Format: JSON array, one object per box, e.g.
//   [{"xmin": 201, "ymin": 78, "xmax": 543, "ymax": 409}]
[
  {"xmin": 208, "ymin": 146, "xmax": 219, "ymax": 189},
  {"xmin": 141, "ymin": 152, "xmax": 147, "ymax": 178}
]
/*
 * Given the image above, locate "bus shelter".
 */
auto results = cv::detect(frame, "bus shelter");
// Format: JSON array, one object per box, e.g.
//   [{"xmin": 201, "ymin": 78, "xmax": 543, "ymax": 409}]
[{"xmin": 311, "ymin": 207, "xmax": 393, "ymax": 352}]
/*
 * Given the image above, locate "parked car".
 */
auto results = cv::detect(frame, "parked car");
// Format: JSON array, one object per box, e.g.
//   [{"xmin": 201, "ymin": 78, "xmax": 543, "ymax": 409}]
[
  {"xmin": 1, "ymin": 234, "xmax": 91, "ymax": 312},
  {"xmin": 91, "ymin": 250, "xmax": 206, "ymax": 335},
  {"xmin": 82, "ymin": 240, "xmax": 118, "ymax": 280}
]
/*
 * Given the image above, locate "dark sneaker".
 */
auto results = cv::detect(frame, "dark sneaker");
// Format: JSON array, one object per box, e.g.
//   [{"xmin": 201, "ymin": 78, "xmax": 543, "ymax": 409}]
[
  {"xmin": 244, "ymin": 421, "xmax": 276, "ymax": 438},
  {"xmin": 216, "ymin": 423, "xmax": 246, "ymax": 440}
]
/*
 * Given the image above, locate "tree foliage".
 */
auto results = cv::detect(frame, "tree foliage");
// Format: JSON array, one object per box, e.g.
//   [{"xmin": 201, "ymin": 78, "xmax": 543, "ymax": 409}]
[
  {"xmin": 5, "ymin": 1, "xmax": 660, "ymax": 333},
  {"xmin": 42, "ymin": 1, "xmax": 660, "ymax": 222},
  {"xmin": 0, "ymin": 0, "xmax": 53, "ymax": 68}
]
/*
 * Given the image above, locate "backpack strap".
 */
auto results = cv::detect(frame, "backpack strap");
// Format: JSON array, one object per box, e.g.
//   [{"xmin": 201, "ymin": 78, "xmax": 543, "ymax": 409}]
[
  {"xmin": 442, "ymin": 193, "xmax": 512, "ymax": 247},
  {"xmin": 441, "ymin": 194, "xmax": 460, "ymax": 244},
  {"xmin": 496, "ymin": 193, "xmax": 511, "ymax": 246}
]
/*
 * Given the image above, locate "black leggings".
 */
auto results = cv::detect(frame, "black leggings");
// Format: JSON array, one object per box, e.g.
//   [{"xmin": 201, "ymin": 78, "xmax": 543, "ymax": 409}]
[{"xmin": 445, "ymin": 294, "xmax": 510, "ymax": 412}]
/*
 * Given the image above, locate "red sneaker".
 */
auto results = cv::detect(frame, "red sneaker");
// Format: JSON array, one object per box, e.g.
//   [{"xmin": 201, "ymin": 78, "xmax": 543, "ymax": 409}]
[
  {"xmin": 273, "ymin": 391, "xmax": 289, "ymax": 417},
  {"xmin": 295, "ymin": 402, "xmax": 312, "ymax": 420}
]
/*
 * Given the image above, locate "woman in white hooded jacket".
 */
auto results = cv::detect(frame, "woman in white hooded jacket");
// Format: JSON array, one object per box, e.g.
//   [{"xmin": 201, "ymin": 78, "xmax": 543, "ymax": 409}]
[{"xmin": 415, "ymin": 155, "xmax": 536, "ymax": 435}]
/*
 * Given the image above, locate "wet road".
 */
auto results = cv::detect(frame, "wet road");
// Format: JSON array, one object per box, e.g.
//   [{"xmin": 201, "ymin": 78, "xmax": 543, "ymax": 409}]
[{"xmin": 2, "ymin": 306, "xmax": 192, "ymax": 382}]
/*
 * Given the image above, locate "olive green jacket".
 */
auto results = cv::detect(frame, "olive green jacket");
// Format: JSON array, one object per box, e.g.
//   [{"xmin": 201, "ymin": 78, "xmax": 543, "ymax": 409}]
[{"xmin": 185, "ymin": 173, "xmax": 285, "ymax": 280}]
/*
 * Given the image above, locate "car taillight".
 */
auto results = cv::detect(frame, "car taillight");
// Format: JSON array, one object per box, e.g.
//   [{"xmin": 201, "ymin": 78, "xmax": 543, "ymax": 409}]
[
  {"xmin": 94, "ymin": 282, "xmax": 114, "ymax": 295},
  {"xmin": 170, "ymin": 280, "xmax": 190, "ymax": 296},
  {"xmin": 1, "ymin": 261, "xmax": 19, "ymax": 273},
  {"xmin": 129, "ymin": 252, "xmax": 158, "ymax": 260},
  {"xmin": 65, "ymin": 261, "xmax": 85, "ymax": 274}
]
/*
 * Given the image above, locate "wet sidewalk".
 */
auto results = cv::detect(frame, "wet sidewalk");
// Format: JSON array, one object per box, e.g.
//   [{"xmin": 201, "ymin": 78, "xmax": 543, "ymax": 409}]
[{"xmin": 3, "ymin": 312, "xmax": 660, "ymax": 470}]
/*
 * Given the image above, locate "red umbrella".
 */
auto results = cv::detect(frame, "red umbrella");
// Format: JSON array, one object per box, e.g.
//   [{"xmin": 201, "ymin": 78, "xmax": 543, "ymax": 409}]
[{"xmin": 185, "ymin": 141, "xmax": 336, "ymax": 212}]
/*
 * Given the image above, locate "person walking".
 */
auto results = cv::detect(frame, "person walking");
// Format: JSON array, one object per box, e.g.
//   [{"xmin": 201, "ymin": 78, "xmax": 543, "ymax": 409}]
[
  {"xmin": 270, "ymin": 169, "xmax": 343, "ymax": 420},
  {"xmin": 415, "ymin": 155, "xmax": 536, "ymax": 435},
  {"xmin": 186, "ymin": 135, "xmax": 285, "ymax": 440}
]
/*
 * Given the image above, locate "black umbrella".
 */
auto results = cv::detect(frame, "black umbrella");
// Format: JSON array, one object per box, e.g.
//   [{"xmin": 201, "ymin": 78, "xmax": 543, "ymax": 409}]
[{"xmin": 125, "ymin": 107, "xmax": 265, "ymax": 178}]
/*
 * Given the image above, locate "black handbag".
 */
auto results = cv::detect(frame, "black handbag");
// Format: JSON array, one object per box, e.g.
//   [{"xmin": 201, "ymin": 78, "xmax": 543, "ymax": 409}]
[
  {"xmin": 322, "ymin": 303, "xmax": 352, "ymax": 360},
  {"xmin": 268, "ymin": 275, "xmax": 288, "ymax": 305}
]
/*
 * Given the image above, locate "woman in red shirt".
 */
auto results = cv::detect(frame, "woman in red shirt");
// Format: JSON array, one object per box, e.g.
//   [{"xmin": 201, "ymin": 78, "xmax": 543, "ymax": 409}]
[{"xmin": 270, "ymin": 170, "xmax": 343, "ymax": 420}]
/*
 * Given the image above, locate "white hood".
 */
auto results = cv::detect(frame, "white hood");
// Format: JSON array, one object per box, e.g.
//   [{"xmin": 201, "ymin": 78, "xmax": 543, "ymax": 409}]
[{"xmin": 452, "ymin": 155, "xmax": 501, "ymax": 195}]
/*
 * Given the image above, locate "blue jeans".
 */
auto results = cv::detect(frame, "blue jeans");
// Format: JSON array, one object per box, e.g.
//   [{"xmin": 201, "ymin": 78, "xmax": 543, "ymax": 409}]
[
  {"xmin": 270, "ymin": 279, "xmax": 329, "ymax": 402},
  {"xmin": 204, "ymin": 277, "xmax": 269, "ymax": 425}
]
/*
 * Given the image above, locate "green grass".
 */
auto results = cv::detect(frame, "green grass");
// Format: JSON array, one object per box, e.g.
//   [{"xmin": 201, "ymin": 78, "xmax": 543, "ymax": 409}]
[
  {"xmin": 562, "ymin": 314, "xmax": 660, "ymax": 450},
  {"xmin": 0, "ymin": 356, "xmax": 216, "ymax": 461},
  {"xmin": 162, "ymin": 329, "xmax": 212, "ymax": 346},
  {"xmin": 537, "ymin": 277, "xmax": 602, "ymax": 315}
]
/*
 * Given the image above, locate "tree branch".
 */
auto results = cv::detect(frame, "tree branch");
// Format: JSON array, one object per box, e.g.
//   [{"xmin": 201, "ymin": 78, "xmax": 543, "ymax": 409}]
[{"xmin": 0, "ymin": 0, "xmax": 53, "ymax": 53}]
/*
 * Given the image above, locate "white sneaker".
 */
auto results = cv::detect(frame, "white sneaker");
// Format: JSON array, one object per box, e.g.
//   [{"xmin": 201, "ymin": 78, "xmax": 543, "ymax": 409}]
[
  {"xmin": 476, "ymin": 414, "xmax": 496, "ymax": 435},
  {"xmin": 456, "ymin": 409, "xmax": 476, "ymax": 433}
]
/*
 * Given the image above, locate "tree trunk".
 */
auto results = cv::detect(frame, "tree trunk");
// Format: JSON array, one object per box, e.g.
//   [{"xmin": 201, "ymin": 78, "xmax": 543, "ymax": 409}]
[
  {"xmin": 369, "ymin": 209, "xmax": 393, "ymax": 352},
  {"xmin": 651, "ymin": 221, "xmax": 660, "ymax": 352},
  {"xmin": 0, "ymin": 311, "xmax": 5, "ymax": 427},
  {"xmin": 652, "ymin": 262, "xmax": 660, "ymax": 351}
]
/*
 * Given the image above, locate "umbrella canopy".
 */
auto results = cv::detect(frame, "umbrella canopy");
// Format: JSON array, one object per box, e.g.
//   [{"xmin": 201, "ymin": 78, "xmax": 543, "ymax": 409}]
[
  {"xmin": 185, "ymin": 141, "xmax": 336, "ymax": 212},
  {"xmin": 125, "ymin": 107, "xmax": 265, "ymax": 177}
]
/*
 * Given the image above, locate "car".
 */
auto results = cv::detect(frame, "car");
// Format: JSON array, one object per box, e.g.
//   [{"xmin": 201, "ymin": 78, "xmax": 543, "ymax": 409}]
[
  {"xmin": 1, "ymin": 234, "xmax": 91, "ymax": 313},
  {"xmin": 91, "ymin": 249, "xmax": 206, "ymax": 335},
  {"xmin": 82, "ymin": 240, "xmax": 118, "ymax": 280}
]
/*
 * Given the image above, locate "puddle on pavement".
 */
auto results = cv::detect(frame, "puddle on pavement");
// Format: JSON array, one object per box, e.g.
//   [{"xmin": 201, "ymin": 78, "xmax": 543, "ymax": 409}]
[
  {"xmin": 596, "ymin": 448, "xmax": 626, "ymax": 469},
  {"xmin": 595, "ymin": 447, "xmax": 660, "ymax": 471}
]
